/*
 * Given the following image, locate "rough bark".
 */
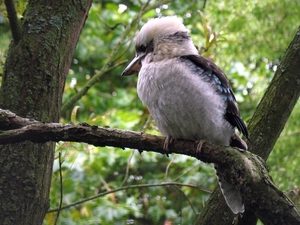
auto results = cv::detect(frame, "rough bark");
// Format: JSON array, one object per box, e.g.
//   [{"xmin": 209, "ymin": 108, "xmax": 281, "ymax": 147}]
[
  {"xmin": 0, "ymin": 1, "xmax": 92, "ymax": 225},
  {"xmin": 0, "ymin": 109, "xmax": 299, "ymax": 224},
  {"xmin": 195, "ymin": 26, "xmax": 300, "ymax": 225}
]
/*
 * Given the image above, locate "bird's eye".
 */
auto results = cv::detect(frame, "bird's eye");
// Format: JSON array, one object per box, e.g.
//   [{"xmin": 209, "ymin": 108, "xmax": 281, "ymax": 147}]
[{"xmin": 140, "ymin": 45, "xmax": 146, "ymax": 52}]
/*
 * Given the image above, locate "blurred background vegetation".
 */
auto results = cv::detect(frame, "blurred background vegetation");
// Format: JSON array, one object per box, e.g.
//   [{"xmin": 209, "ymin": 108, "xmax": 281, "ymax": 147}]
[{"xmin": 1, "ymin": 0, "xmax": 300, "ymax": 224}]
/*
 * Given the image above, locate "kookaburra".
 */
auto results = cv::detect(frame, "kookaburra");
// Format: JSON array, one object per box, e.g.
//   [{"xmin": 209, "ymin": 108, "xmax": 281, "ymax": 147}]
[{"xmin": 122, "ymin": 16, "xmax": 249, "ymax": 214}]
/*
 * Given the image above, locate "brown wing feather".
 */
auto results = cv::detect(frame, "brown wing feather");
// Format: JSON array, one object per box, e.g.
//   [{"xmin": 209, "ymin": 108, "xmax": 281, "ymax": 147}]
[{"xmin": 180, "ymin": 55, "xmax": 249, "ymax": 142}]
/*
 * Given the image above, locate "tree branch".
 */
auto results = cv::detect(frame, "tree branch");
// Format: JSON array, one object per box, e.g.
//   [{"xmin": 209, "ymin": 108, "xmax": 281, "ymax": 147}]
[
  {"xmin": 47, "ymin": 182, "xmax": 205, "ymax": 213},
  {"xmin": 0, "ymin": 108, "xmax": 300, "ymax": 224},
  {"xmin": 61, "ymin": 60, "xmax": 127, "ymax": 114},
  {"xmin": 4, "ymin": 0, "xmax": 22, "ymax": 43},
  {"xmin": 248, "ymin": 26, "xmax": 300, "ymax": 160}
]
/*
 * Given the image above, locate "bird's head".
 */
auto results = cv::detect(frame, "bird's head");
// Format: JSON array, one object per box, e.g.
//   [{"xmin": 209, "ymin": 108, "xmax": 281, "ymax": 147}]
[{"xmin": 122, "ymin": 16, "xmax": 198, "ymax": 76}]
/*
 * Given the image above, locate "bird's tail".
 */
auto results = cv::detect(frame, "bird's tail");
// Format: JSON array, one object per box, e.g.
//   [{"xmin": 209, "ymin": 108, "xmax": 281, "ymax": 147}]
[
  {"xmin": 230, "ymin": 133, "xmax": 248, "ymax": 150},
  {"xmin": 214, "ymin": 133, "xmax": 247, "ymax": 214},
  {"xmin": 215, "ymin": 164, "xmax": 245, "ymax": 214}
]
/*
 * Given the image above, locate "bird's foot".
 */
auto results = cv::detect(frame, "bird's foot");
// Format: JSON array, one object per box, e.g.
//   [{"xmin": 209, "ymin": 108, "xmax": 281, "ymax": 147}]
[
  {"xmin": 163, "ymin": 135, "xmax": 174, "ymax": 157},
  {"xmin": 195, "ymin": 139, "xmax": 206, "ymax": 154}
]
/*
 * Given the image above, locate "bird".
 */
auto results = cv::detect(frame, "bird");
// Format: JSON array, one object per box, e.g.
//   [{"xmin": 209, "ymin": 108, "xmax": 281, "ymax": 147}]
[{"xmin": 122, "ymin": 16, "xmax": 249, "ymax": 214}]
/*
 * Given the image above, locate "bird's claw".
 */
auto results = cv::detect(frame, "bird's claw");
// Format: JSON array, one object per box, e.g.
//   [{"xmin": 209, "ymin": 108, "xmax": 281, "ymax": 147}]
[
  {"xmin": 195, "ymin": 139, "xmax": 206, "ymax": 154},
  {"xmin": 163, "ymin": 136, "xmax": 173, "ymax": 157}
]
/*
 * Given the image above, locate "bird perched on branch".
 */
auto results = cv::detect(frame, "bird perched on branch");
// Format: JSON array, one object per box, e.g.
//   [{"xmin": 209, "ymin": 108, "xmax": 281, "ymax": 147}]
[{"xmin": 122, "ymin": 16, "xmax": 249, "ymax": 214}]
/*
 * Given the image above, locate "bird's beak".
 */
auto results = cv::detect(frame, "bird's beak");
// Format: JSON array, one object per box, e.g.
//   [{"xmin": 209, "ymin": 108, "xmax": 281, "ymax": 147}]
[{"xmin": 121, "ymin": 53, "xmax": 145, "ymax": 76}]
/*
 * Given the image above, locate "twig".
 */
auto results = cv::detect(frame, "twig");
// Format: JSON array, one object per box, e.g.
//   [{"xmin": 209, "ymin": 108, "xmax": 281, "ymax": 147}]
[
  {"xmin": 98, "ymin": 15, "xmax": 126, "ymax": 30},
  {"xmin": 173, "ymin": 184, "xmax": 197, "ymax": 216},
  {"xmin": 61, "ymin": 60, "xmax": 127, "ymax": 114},
  {"xmin": 121, "ymin": 150, "xmax": 136, "ymax": 187},
  {"xmin": 47, "ymin": 182, "xmax": 205, "ymax": 213},
  {"xmin": 202, "ymin": 0, "xmax": 207, "ymax": 9},
  {"xmin": 99, "ymin": 175, "xmax": 117, "ymax": 203},
  {"xmin": 4, "ymin": 0, "xmax": 22, "ymax": 43},
  {"xmin": 141, "ymin": 116, "xmax": 153, "ymax": 132},
  {"xmin": 173, "ymin": 162, "xmax": 201, "ymax": 182},
  {"xmin": 164, "ymin": 155, "xmax": 176, "ymax": 181},
  {"xmin": 99, "ymin": 174, "xmax": 111, "ymax": 191},
  {"xmin": 54, "ymin": 152, "xmax": 64, "ymax": 225}
]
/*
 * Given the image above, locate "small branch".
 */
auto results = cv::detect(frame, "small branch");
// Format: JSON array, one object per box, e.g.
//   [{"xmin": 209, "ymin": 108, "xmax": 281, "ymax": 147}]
[
  {"xmin": 0, "ymin": 109, "xmax": 37, "ymax": 130},
  {"xmin": 173, "ymin": 162, "xmax": 202, "ymax": 182},
  {"xmin": 54, "ymin": 152, "xmax": 63, "ymax": 225},
  {"xmin": 4, "ymin": 0, "xmax": 22, "ymax": 43},
  {"xmin": 61, "ymin": 60, "xmax": 127, "ymax": 114},
  {"xmin": 164, "ymin": 155, "xmax": 176, "ymax": 181},
  {"xmin": 47, "ymin": 182, "xmax": 204, "ymax": 213},
  {"xmin": 120, "ymin": 150, "xmax": 135, "ymax": 187},
  {"xmin": 173, "ymin": 185, "xmax": 197, "ymax": 216},
  {"xmin": 143, "ymin": 0, "xmax": 172, "ymax": 12}
]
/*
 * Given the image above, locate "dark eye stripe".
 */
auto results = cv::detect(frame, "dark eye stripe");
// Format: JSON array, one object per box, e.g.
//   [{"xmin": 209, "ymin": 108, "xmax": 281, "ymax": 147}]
[
  {"xmin": 136, "ymin": 40, "xmax": 154, "ymax": 54},
  {"xmin": 140, "ymin": 45, "xmax": 146, "ymax": 52}
]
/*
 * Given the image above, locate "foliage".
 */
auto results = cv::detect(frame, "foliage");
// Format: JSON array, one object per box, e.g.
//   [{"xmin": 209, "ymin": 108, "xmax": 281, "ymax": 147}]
[{"xmin": 1, "ymin": 0, "xmax": 300, "ymax": 224}]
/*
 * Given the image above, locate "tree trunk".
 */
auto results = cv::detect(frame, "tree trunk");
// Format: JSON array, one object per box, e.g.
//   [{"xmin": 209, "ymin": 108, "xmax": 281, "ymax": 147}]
[
  {"xmin": 0, "ymin": 1, "xmax": 92, "ymax": 224},
  {"xmin": 195, "ymin": 26, "xmax": 300, "ymax": 225}
]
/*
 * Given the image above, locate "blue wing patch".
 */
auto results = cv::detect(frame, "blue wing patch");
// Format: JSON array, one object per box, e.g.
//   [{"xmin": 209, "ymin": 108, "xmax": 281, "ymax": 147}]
[{"xmin": 179, "ymin": 55, "xmax": 249, "ymax": 142}]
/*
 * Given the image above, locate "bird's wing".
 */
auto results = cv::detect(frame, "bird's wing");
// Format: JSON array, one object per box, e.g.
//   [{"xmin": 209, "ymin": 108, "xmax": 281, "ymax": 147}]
[{"xmin": 180, "ymin": 55, "xmax": 249, "ymax": 141}]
